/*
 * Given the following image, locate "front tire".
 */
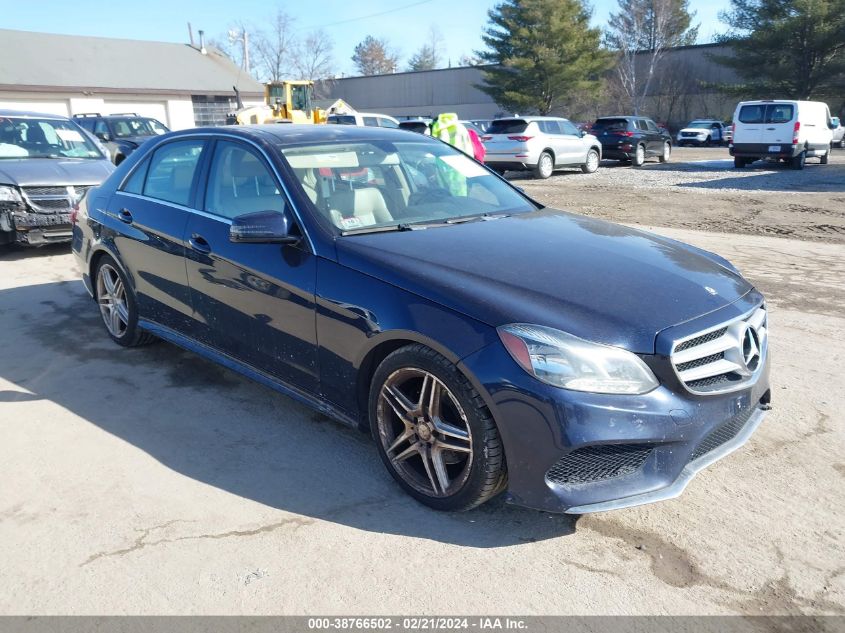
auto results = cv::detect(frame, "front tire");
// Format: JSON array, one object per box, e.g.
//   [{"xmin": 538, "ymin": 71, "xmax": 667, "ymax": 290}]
[
  {"xmin": 369, "ymin": 345, "xmax": 506, "ymax": 511},
  {"xmin": 658, "ymin": 142, "xmax": 671, "ymax": 163},
  {"xmin": 94, "ymin": 255, "xmax": 155, "ymax": 347},
  {"xmin": 580, "ymin": 149, "xmax": 600, "ymax": 173},
  {"xmin": 533, "ymin": 151, "xmax": 554, "ymax": 179}
]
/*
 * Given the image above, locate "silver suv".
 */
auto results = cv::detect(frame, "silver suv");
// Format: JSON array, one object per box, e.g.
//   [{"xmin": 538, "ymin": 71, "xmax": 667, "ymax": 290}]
[{"xmin": 482, "ymin": 117, "xmax": 602, "ymax": 178}]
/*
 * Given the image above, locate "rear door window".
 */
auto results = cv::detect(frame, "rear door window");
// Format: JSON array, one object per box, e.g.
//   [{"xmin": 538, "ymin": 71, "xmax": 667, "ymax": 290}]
[
  {"xmin": 328, "ymin": 115, "xmax": 356, "ymax": 125},
  {"xmin": 538, "ymin": 121, "xmax": 559, "ymax": 134},
  {"xmin": 645, "ymin": 120, "xmax": 659, "ymax": 133},
  {"xmin": 487, "ymin": 120, "xmax": 528, "ymax": 135},
  {"xmin": 378, "ymin": 117, "xmax": 398, "ymax": 128},
  {"xmin": 363, "ymin": 117, "xmax": 379, "ymax": 127},
  {"xmin": 142, "ymin": 140, "xmax": 205, "ymax": 207},
  {"xmin": 739, "ymin": 104, "xmax": 794, "ymax": 124},
  {"xmin": 635, "ymin": 120, "xmax": 649, "ymax": 131},
  {"xmin": 591, "ymin": 118, "xmax": 630, "ymax": 133}
]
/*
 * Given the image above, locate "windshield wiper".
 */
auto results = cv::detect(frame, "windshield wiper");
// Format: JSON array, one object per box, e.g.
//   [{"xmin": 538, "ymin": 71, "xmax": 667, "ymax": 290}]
[
  {"xmin": 341, "ymin": 223, "xmax": 419, "ymax": 236},
  {"xmin": 445, "ymin": 212, "xmax": 510, "ymax": 224}
]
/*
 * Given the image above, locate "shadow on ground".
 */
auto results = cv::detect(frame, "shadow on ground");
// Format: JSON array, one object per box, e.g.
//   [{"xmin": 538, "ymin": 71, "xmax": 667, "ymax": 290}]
[
  {"xmin": 0, "ymin": 242, "xmax": 70, "ymax": 262},
  {"xmin": 0, "ymin": 279, "xmax": 579, "ymax": 547}
]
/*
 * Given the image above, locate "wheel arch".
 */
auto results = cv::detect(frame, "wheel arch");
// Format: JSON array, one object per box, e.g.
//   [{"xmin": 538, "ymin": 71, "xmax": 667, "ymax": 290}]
[{"xmin": 88, "ymin": 244, "xmax": 135, "ymax": 299}]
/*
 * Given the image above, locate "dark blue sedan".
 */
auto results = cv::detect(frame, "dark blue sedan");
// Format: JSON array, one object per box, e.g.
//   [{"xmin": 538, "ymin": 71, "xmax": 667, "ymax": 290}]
[{"xmin": 71, "ymin": 124, "xmax": 770, "ymax": 514}]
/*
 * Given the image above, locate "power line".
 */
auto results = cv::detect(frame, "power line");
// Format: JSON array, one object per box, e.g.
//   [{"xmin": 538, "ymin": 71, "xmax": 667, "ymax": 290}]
[{"xmin": 307, "ymin": 0, "xmax": 439, "ymax": 29}]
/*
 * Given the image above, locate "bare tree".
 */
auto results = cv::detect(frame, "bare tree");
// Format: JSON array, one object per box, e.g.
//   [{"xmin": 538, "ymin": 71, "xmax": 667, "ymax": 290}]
[
  {"xmin": 351, "ymin": 36, "xmax": 400, "ymax": 76},
  {"xmin": 252, "ymin": 9, "xmax": 298, "ymax": 82},
  {"xmin": 294, "ymin": 29, "xmax": 335, "ymax": 80},
  {"xmin": 606, "ymin": 0, "xmax": 699, "ymax": 114}
]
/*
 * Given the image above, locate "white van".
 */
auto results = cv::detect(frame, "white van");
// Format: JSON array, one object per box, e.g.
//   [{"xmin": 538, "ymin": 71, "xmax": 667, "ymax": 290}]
[{"xmin": 729, "ymin": 100, "xmax": 836, "ymax": 169}]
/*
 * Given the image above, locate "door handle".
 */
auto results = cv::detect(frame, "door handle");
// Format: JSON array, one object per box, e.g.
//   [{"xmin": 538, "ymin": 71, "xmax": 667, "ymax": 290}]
[
  {"xmin": 189, "ymin": 233, "xmax": 211, "ymax": 254},
  {"xmin": 118, "ymin": 208, "xmax": 133, "ymax": 223},
  {"xmin": 766, "ymin": 127, "xmax": 776, "ymax": 130}
]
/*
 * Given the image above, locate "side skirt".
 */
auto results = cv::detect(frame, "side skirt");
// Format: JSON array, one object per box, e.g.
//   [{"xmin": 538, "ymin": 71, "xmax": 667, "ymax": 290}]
[{"xmin": 138, "ymin": 319, "xmax": 359, "ymax": 430}]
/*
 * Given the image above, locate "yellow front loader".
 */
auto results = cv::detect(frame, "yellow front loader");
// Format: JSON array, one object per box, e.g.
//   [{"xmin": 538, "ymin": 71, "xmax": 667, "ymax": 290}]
[{"xmin": 229, "ymin": 80, "xmax": 327, "ymax": 125}]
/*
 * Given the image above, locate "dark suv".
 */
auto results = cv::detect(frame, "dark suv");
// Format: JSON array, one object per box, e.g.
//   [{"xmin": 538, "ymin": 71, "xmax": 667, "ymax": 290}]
[
  {"xmin": 591, "ymin": 116, "xmax": 672, "ymax": 166},
  {"xmin": 74, "ymin": 113, "xmax": 169, "ymax": 165}
]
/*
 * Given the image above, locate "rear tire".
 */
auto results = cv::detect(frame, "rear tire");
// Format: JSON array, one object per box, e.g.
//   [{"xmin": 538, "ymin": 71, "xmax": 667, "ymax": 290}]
[
  {"xmin": 94, "ymin": 255, "xmax": 156, "ymax": 347},
  {"xmin": 632, "ymin": 144, "xmax": 645, "ymax": 167},
  {"xmin": 734, "ymin": 157, "xmax": 746, "ymax": 168},
  {"xmin": 820, "ymin": 150, "xmax": 830, "ymax": 165},
  {"xmin": 791, "ymin": 151, "xmax": 806, "ymax": 170},
  {"xmin": 533, "ymin": 151, "xmax": 554, "ymax": 179},
  {"xmin": 369, "ymin": 345, "xmax": 507, "ymax": 512}
]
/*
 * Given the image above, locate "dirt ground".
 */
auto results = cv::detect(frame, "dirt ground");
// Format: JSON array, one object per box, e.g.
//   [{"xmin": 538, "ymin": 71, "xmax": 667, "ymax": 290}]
[
  {"xmin": 518, "ymin": 146, "xmax": 845, "ymax": 243},
  {"xmin": 0, "ymin": 149, "xmax": 843, "ymax": 617}
]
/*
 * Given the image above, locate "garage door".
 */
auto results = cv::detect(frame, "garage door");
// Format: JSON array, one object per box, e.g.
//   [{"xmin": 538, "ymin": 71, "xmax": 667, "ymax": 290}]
[
  {"xmin": 0, "ymin": 100, "xmax": 70, "ymax": 116},
  {"xmin": 103, "ymin": 101, "xmax": 168, "ymax": 125}
]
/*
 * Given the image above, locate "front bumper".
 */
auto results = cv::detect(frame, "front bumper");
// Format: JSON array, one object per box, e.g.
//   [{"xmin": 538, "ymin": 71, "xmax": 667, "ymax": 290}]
[
  {"xmin": 1, "ymin": 206, "xmax": 73, "ymax": 245},
  {"xmin": 458, "ymin": 293, "xmax": 771, "ymax": 514}
]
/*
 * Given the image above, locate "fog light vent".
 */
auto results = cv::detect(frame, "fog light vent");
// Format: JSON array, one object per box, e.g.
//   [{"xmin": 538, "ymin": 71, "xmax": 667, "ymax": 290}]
[{"xmin": 546, "ymin": 444, "xmax": 653, "ymax": 485}]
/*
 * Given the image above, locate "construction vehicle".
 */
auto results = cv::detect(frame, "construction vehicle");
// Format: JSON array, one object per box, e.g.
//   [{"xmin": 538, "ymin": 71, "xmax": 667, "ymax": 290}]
[{"xmin": 228, "ymin": 80, "xmax": 327, "ymax": 125}]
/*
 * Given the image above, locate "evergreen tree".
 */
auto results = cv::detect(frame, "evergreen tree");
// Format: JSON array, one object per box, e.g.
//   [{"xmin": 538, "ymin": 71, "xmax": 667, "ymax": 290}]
[
  {"xmin": 477, "ymin": 0, "xmax": 613, "ymax": 115},
  {"xmin": 715, "ymin": 0, "xmax": 845, "ymax": 99},
  {"xmin": 351, "ymin": 36, "xmax": 400, "ymax": 76}
]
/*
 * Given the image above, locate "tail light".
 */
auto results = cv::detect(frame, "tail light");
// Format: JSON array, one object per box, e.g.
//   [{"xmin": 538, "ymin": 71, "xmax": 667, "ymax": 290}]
[
  {"xmin": 507, "ymin": 135, "xmax": 534, "ymax": 142},
  {"xmin": 620, "ymin": 131, "xmax": 635, "ymax": 137},
  {"xmin": 792, "ymin": 121, "xmax": 800, "ymax": 145},
  {"xmin": 481, "ymin": 135, "xmax": 492, "ymax": 141},
  {"xmin": 70, "ymin": 202, "xmax": 80, "ymax": 225}
]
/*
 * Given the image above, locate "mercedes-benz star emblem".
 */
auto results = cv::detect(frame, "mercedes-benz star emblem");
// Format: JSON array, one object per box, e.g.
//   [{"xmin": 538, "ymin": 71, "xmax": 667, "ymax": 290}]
[{"xmin": 741, "ymin": 325, "xmax": 761, "ymax": 373}]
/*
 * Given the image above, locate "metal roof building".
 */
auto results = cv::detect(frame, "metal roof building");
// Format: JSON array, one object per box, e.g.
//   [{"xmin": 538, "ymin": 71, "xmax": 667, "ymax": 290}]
[{"xmin": 0, "ymin": 29, "xmax": 265, "ymax": 128}]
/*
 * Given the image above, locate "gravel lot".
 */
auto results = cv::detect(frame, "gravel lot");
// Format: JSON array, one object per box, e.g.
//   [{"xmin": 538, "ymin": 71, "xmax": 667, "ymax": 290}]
[
  {"xmin": 0, "ymin": 148, "xmax": 843, "ymax": 617},
  {"xmin": 518, "ymin": 146, "xmax": 845, "ymax": 243}
]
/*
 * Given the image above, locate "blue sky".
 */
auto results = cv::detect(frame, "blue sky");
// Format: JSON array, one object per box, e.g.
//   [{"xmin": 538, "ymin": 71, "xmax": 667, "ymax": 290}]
[{"xmin": 6, "ymin": 0, "xmax": 731, "ymax": 77}]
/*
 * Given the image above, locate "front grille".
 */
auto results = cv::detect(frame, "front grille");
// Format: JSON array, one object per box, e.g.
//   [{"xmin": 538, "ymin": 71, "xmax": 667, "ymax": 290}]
[
  {"xmin": 671, "ymin": 305, "xmax": 767, "ymax": 395},
  {"xmin": 22, "ymin": 185, "xmax": 92, "ymax": 213},
  {"xmin": 546, "ymin": 444, "xmax": 653, "ymax": 485},
  {"xmin": 690, "ymin": 405, "xmax": 757, "ymax": 462}
]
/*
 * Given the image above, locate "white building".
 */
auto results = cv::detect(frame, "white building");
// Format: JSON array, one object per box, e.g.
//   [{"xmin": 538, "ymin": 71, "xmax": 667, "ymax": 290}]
[{"xmin": 0, "ymin": 28, "xmax": 265, "ymax": 129}]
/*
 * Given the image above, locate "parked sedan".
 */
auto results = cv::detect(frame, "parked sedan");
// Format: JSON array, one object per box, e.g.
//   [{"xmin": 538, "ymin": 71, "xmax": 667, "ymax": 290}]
[
  {"xmin": 592, "ymin": 116, "xmax": 672, "ymax": 166},
  {"xmin": 73, "ymin": 125, "xmax": 770, "ymax": 514},
  {"xmin": 482, "ymin": 117, "xmax": 602, "ymax": 178}
]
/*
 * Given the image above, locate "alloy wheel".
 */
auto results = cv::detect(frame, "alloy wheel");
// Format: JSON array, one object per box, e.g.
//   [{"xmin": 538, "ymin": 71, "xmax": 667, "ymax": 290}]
[
  {"xmin": 97, "ymin": 263, "xmax": 129, "ymax": 338},
  {"xmin": 538, "ymin": 153, "xmax": 553, "ymax": 178},
  {"xmin": 376, "ymin": 368, "xmax": 473, "ymax": 497},
  {"xmin": 585, "ymin": 150, "xmax": 599, "ymax": 173},
  {"xmin": 635, "ymin": 145, "xmax": 645, "ymax": 165},
  {"xmin": 663, "ymin": 142, "xmax": 671, "ymax": 162}
]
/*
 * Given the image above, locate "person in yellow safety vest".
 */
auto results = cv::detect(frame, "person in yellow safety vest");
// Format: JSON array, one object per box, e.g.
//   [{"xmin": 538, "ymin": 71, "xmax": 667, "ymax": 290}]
[{"xmin": 431, "ymin": 113, "xmax": 473, "ymax": 195}]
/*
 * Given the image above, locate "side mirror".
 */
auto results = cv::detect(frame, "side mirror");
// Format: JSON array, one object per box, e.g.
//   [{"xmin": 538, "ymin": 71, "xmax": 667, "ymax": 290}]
[
  {"xmin": 97, "ymin": 132, "xmax": 111, "ymax": 142},
  {"xmin": 830, "ymin": 117, "xmax": 840, "ymax": 129},
  {"xmin": 579, "ymin": 129, "xmax": 586, "ymax": 137},
  {"xmin": 230, "ymin": 209, "xmax": 300, "ymax": 244}
]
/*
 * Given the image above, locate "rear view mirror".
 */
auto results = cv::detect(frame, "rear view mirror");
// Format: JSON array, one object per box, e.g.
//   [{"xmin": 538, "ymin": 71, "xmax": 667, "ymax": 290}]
[{"xmin": 230, "ymin": 209, "xmax": 299, "ymax": 244}]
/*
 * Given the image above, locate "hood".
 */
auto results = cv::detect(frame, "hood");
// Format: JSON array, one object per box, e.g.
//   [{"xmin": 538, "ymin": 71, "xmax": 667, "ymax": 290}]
[
  {"xmin": 114, "ymin": 136, "xmax": 150, "ymax": 147},
  {"xmin": 0, "ymin": 158, "xmax": 114, "ymax": 187},
  {"xmin": 680, "ymin": 127, "xmax": 710, "ymax": 134},
  {"xmin": 336, "ymin": 210, "xmax": 752, "ymax": 354}
]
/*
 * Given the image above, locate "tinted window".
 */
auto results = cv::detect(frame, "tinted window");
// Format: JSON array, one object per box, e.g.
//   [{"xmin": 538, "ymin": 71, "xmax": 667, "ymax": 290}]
[
  {"xmin": 591, "ymin": 118, "xmax": 630, "ymax": 132},
  {"xmin": 645, "ymin": 120, "xmax": 659, "ymax": 133},
  {"xmin": 538, "ymin": 121, "xmax": 559, "ymax": 134},
  {"xmin": 94, "ymin": 120, "xmax": 109, "ymax": 136},
  {"xmin": 487, "ymin": 120, "xmax": 528, "ymax": 134},
  {"xmin": 205, "ymin": 142, "xmax": 285, "ymax": 219},
  {"xmin": 560, "ymin": 120, "xmax": 580, "ymax": 135},
  {"xmin": 76, "ymin": 118, "xmax": 94, "ymax": 132},
  {"xmin": 328, "ymin": 116, "xmax": 356, "ymax": 125},
  {"xmin": 738, "ymin": 104, "xmax": 795, "ymax": 124},
  {"xmin": 378, "ymin": 117, "xmax": 399, "ymax": 128},
  {"xmin": 635, "ymin": 120, "xmax": 649, "ymax": 131},
  {"xmin": 363, "ymin": 117, "xmax": 379, "ymax": 127},
  {"xmin": 121, "ymin": 157, "xmax": 150, "ymax": 194},
  {"xmin": 142, "ymin": 140, "xmax": 204, "ymax": 207}
]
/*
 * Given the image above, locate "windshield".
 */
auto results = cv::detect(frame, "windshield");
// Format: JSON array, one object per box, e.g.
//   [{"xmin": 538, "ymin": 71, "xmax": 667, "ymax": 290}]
[
  {"xmin": 687, "ymin": 120, "xmax": 714, "ymax": 128},
  {"xmin": 110, "ymin": 117, "xmax": 169, "ymax": 138},
  {"xmin": 0, "ymin": 117, "xmax": 104, "ymax": 159},
  {"xmin": 281, "ymin": 139, "xmax": 537, "ymax": 233}
]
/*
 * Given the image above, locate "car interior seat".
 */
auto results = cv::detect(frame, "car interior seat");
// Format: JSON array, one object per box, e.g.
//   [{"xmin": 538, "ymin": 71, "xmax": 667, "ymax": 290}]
[{"xmin": 328, "ymin": 187, "xmax": 393, "ymax": 229}]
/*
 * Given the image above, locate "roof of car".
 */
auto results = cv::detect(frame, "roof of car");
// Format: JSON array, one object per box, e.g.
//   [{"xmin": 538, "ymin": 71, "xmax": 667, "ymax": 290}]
[
  {"xmin": 595, "ymin": 115, "xmax": 651, "ymax": 120},
  {"xmin": 167, "ymin": 124, "xmax": 424, "ymax": 145},
  {"xmin": 496, "ymin": 116, "xmax": 570, "ymax": 121},
  {"xmin": 0, "ymin": 108, "xmax": 70, "ymax": 120}
]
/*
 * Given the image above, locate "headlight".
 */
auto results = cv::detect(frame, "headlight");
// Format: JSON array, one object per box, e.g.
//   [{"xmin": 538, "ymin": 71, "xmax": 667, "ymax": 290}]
[
  {"xmin": 498, "ymin": 324, "xmax": 659, "ymax": 395},
  {"xmin": 0, "ymin": 185, "xmax": 22, "ymax": 204}
]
